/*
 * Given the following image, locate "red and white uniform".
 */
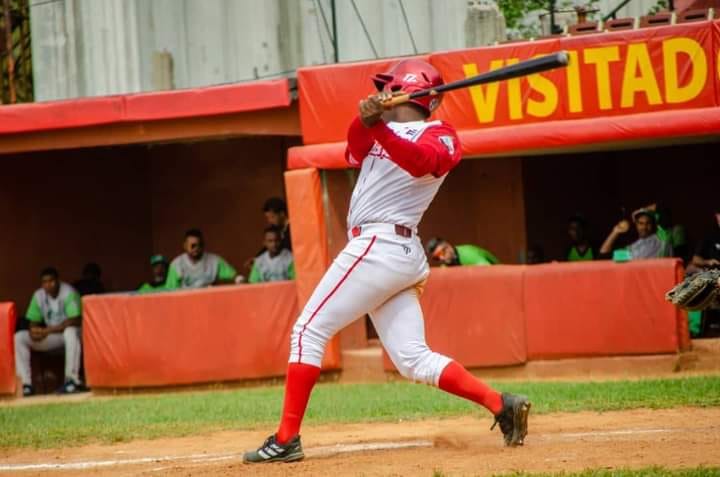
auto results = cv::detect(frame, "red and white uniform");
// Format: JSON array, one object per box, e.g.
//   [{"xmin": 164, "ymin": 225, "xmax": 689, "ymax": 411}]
[
  {"xmin": 347, "ymin": 118, "xmax": 460, "ymax": 230},
  {"xmin": 288, "ymin": 117, "xmax": 462, "ymax": 385}
]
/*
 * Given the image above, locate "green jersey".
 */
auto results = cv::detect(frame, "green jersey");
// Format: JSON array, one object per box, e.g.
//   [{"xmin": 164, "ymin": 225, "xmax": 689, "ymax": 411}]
[
  {"xmin": 249, "ymin": 249, "xmax": 295, "ymax": 284},
  {"xmin": 26, "ymin": 282, "xmax": 81, "ymax": 326},
  {"xmin": 137, "ymin": 282, "xmax": 168, "ymax": 293},
  {"xmin": 567, "ymin": 245, "xmax": 595, "ymax": 261},
  {"xmin": 456, "ymin": 245, "xmax": 499, "ymax": 266},
  {"xmin": 165, "ymin": 252, "xmax": 237, "ymax": 289}
]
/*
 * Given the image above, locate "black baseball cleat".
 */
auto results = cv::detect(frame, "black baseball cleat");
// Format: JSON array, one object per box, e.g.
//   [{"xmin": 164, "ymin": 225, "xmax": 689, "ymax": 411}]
[
  {"xmin": 243, "ymin": 434, "xmax": 304, "ymax": 464},
  {"xmin": 491, "ymin": 392, "xmax": 531, "ymax": 446}
]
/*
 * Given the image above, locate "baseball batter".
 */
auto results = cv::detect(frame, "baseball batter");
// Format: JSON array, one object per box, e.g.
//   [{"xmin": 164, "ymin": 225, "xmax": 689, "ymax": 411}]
[{"xmin": 244, "ymin": 59, "xmax": 530, "ymax": 464}]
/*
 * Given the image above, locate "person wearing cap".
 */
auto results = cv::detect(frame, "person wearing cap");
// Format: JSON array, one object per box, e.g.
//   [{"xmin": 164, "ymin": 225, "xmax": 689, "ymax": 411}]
[
  {"xmin": 426, "ymin": 237, "xmax": 499, "ymax": 267},
  {"xmin": 630, "ymin": 203, "xmax": 687, "ymax": 260},
  {"xmin": 137, "ymin": 255, "xmax": 170, "ymax": 293},
  {"xmin": 600, "ymin": 209, "xmax": 672, "ymax": 260}
]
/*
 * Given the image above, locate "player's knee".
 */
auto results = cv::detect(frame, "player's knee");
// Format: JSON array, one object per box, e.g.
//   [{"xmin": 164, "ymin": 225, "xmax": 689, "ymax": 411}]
[
  {"xmin": 290, "ymin": 319, "xmax": 330, "ymax": 359},
  {"xmin": 393, "ymin": 342, "xmax": 435, "ymax": 384}
]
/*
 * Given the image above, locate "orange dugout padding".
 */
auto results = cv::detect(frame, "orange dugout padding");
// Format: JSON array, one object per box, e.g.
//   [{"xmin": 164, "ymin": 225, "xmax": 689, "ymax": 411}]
[
  {"xmin": 383, "ymin": 266, "xmax": 527, "ymax": 371},
  {"xmin": 383, "ymin": 259, "xmax": 685, "ymax": 372},
  {"xmin": 82, "ymin": 282, "xmax": 331, "ymax": 388},
  {"xmin": 285, "ymin": 168, "xmax": 343, "ymax": 369},
  {"xmin": 0, "ymin": 302, "xmax": 17, "ymax": 395},
  {"xmin": 524, "ymin": 259, "xmax": 684, "ymax": 360}
]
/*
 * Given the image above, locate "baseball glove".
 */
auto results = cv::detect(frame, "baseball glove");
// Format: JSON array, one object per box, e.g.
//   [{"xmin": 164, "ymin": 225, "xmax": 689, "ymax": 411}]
[{"xmin": 665, "ymin": 269, "xmax": 720, "ymax": 311}]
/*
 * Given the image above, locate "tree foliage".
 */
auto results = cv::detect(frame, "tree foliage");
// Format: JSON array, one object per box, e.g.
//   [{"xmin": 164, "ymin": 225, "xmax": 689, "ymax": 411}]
[
  {"xmin": 648, "ymin": 0, "xmax": 669, "ymax": 15},
  {"xmin": 497, "ymin": 0, "xmax": 552, "ymax": 30},
  {"xmin": 498, "ymin": 0, "xmax": 601, "ymax": 39},
  {"xmin": 0, "ymin": 0, "xmax": 32, "ymax": 104}
]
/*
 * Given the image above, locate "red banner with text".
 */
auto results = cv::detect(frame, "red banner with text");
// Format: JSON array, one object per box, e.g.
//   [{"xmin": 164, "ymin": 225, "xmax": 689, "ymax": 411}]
[{"xmin": 298, "ymin": 21, "xmax": 719, "ymax": 145}]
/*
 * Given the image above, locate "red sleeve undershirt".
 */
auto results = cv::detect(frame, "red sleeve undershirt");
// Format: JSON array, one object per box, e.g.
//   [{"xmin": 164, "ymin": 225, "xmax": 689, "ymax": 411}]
[
  {"xmin": 368, "ymin": 120, "xmax": 462, "ymax": 178},
  {"xmin": 345, "ymin": 117, "xmax": 375, "ymax": 168},
  {"xmin": 345, "ymin": 117, "xmax": 462, "ymax": 177}
]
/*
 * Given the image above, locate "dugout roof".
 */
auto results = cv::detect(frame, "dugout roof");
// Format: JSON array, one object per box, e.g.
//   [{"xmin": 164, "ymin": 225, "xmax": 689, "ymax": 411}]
[{"xmin": 0, "ymin": 78, "xmax": 297, "ymax": 154}]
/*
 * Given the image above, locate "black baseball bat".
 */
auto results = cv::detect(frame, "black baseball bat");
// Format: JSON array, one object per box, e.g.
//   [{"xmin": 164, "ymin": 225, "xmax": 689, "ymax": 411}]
[{"xmin": 384, "ymin": 51, "xmax": 570, "ymax": 107}]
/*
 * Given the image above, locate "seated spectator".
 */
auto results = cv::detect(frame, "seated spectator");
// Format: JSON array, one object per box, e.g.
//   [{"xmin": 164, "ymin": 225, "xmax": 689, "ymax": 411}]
[
  {"xmin": 655, "ymin": 204, "xmax": 688, "ymax": 260},
  {"xmin": 138, "ymin": 255, "xmax": 169, "ymax": 293},
  {"xmin": 263, "ymin": 197, "xmax": 292, "ymax": 251},
  {"xmin": 14, "ymin": 267, "xmax": 85, "ymax": 397},
  {"xmin": 249, "ymin": 226, "xmax": 295, "ymax": 283},
  {"xmin": 73, "ymin": 262, "xmax": 105, "ymax": 296},
  {"xmin": 165, "ymin": 229, "xmax": 237, "ymax": 289},
  {"xmin": 526, "ymin": 244, "xmax": 545, "ymax": 264},
  {"xmin": 426, "ymin": 237, "xmax": 499, "ymax": 267},
  {"xmin": 632, "ymin": 203, "xmax": 688, "ymax": 260},
  {"xmin": 564, "ymin": 215, "xmax": 596, "ymax": 261},
  {"xmin": 687, "ymin": 208, "xmax": 720, "ymax": 275},
  {"xmin": 245, "ymin": 197, "xmax": 293, "ymax": 272},
  {"xmin": 600, "ymin": 210, "xmax": 672, "ymax": 259}
]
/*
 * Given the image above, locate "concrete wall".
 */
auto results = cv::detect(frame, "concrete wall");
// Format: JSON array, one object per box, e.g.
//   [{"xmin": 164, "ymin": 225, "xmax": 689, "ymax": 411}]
[{"xmin": 31, "ymin": 0, "xmax": 506, "ymax": 101}]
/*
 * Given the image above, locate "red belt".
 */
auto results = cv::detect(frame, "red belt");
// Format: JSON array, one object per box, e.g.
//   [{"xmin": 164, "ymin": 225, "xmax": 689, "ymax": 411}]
[{"xmin": 351, "ymin": 224, "xmax": 412, "ymax": 238}]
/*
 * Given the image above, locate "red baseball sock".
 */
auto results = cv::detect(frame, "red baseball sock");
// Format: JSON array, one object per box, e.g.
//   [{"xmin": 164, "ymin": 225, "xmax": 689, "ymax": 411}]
[
  {"xmin": 276, "ymin": 363, "xmax": 321, "ymax": 444},
  {"xmin": 438, "ymin": 361, "xmax": 503, "ymax": 415}
]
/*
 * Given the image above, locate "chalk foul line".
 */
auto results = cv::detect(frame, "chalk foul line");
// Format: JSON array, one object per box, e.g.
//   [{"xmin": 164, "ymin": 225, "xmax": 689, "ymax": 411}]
[
  {"xmin": 0, "ymin": 440, "xmax": 433, "ymax": 472},
  {"xmin": 3, "ymin": 427, "xmax": 708, "ymax": 472}
]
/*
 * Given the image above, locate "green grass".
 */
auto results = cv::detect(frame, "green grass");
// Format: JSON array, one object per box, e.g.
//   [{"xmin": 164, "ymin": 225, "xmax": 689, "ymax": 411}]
[
  {"xmin": 493, "ymin": 468, "xmax": 720, "ymax": 477},
  {"xmin": 1, "ymin": 376, "xmax": 719, "ymax": 449}
]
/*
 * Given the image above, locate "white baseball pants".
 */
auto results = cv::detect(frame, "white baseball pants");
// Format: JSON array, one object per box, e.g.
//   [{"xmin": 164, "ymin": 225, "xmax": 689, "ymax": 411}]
[
  {"xmin": 14, "ymin": 327, "xmax": 82, "ymax": 386},
  {"xmin": 289, "ymin": 223, "xmax": 451, "ymax": 385}
]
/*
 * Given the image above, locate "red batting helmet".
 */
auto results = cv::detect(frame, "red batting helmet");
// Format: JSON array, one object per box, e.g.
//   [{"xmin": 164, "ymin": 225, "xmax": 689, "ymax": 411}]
[{"xmin": 372, "ymin": 59, "xmax": 444, "ymax": 114}]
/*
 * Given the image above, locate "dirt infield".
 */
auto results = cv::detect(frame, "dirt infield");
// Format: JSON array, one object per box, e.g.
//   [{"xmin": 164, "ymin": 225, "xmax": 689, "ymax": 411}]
[{"xmin": 2, "ymin": 407, "xmax": 719, "ymax": 476}]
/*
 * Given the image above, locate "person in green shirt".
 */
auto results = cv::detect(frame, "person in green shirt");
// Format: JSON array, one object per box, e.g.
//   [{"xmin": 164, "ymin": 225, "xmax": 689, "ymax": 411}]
[
  {"xmin": 426, "ymin": 237, "xmax": 499, "ymax": 267},
  {"xmin": 14, "ymin": 267, "xmax": 85, "ymax": 397},
  {"xmin": 137, "ymin": 254, "xmax": 169, "ymax": 293},
  {"xmin": 249, "ymin": 226, "xmax": 296, "ymax": 283},
  {"xmin": 165, "ymin": 228, "xmax": 237, "ymax": 289},
  {"xmin": 564, "ymin": 215, "xmax": 597, "ymax": 262}
]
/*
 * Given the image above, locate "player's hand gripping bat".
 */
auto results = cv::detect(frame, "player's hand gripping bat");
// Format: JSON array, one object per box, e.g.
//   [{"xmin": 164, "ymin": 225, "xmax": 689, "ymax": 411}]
[{"xmin": 382, "ymin": 51, "xmax": 570, "ymax": 108}]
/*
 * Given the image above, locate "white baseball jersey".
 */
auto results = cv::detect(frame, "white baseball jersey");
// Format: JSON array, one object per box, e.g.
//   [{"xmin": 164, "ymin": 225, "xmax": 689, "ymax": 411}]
[{"xmin": 347, "ymin": 120, "xmax": 459, "ymax": 230}]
